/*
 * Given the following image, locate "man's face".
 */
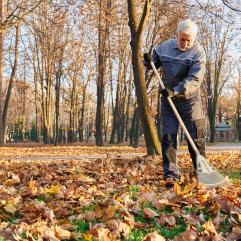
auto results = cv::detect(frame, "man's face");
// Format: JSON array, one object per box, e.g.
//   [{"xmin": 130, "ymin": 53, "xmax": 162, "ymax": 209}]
[{"xmin": 176, "ymin": 32, "xmax": 195, "ymax": 51}]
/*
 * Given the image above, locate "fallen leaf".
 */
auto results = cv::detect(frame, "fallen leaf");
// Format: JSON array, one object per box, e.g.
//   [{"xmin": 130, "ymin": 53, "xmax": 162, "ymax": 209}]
[
  {"xmin": 83, "ymin": 233, "xmax": 93, "ymax": 240},
  {"xmin": 105, "ymin": 205, "xmax": 117, "ymax": 219},
  {"xmin": 173, "ymin": 229, "xmax": 198, "ymax": 241},
  {"xmin": 54, "ymin": 225, "xmax": 71, "ymax": 240},
  {"xmin": 203, "ymin": 219, "xmax": 218, "ymax": 236},
  {"xmin": 29, "ymin": 177, "xmax": 37, "ymax": 195},
  {"xmin": 142, "ymin": 232, "xmax": 165, "ymax": 241},
  {"xmin": 4, "ymin": 203, "xmax": 17, "ymax": 214},
  {"xmin": 143, "ymin": 208, "xmax": 159, "ymax": 219}
]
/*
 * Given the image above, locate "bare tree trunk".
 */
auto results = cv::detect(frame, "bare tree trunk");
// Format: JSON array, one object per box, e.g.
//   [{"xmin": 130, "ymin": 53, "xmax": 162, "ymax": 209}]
[
  {"xmin": 33, "ymin": 60, "xmax": 39, "ymax": 142},
  {"xmin": 0, "ymin": 0, "xmax": 4, "ymax": 145},
  {"xmin": 79, "ymin": 86, "xmax": 86, "ymax": 142},
  {"xmin": 54, "ymin": 74, "xmax": 61, "ymax": 145},
  {"xmin": 208, "ymin": 99, "xmax": 216, "ymax": 143},
  {"xmin": 125, "ymin": 71, "xmax": 133, "ymax": 142},
  {"xmin": 2, "ymin": 25, "xmax": 19, "ymax": 143},
  {"xmin": 110, "ymin": 58, "xmax": 122, "ymax": 143},
  {"xmin": 69, "ymin": 80, "xmax": 76, "ymax": 143},
  {"xmin": 127, "ymin": 0, "xmax": 161, "ymax": 155},
  {"xmin": 96, "ymin": 0, "xmax": 110, "ymax": 146},
  {"xmin": 79, "ymin": 74, "xmax": 90, "ymax": 142},
  {"xmin": 130, "ymin": 107, "xmax": 141, "ymax": 147},
  {"xmin": 104, "ymin": 100, "xmax": 110, "ymax": 142},
  {"xmin": 237, "ymin": 72, "xmax": 241, "ymax": 141}
]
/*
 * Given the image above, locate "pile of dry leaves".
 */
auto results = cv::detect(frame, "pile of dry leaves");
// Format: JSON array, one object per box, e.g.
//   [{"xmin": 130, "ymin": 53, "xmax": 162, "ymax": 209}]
[{"xmin": 0, "ymin": 146, "xmax": 240, "ymax": 241}]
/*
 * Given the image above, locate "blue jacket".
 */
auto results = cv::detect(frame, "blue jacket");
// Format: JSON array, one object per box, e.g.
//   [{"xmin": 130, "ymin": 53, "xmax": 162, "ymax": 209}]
[{"xmin": 153, "ymin": 38, "xmax": 206, "ymax": 99}]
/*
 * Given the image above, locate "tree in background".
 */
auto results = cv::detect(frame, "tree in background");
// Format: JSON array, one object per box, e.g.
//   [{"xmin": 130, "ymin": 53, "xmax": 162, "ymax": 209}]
[{"xmin": 197, "ymin": 6, "xmax": 235, "ymax": 142}]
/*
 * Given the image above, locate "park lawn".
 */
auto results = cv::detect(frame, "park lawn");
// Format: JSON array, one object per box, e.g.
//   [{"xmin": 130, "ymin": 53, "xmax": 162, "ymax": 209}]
[{"xmin": 0, "ymin": 146, "xmax": 240, "ymax": 241}]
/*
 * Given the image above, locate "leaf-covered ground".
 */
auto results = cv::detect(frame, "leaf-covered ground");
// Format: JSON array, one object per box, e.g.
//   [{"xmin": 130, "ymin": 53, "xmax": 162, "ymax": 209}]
[{"xmin": 0, "ymin": 146, "xmax": 240, "ymax": 241}]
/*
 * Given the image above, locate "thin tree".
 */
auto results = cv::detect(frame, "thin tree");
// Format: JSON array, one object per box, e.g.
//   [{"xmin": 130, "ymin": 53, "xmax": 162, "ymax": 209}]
[
  {"xmin": 95, "ymin": 0, "xmax": 111, "ymax": 146},
  {"xmin": 2, "ymin": 25, "xmax": 19, "ymax": 143},
  {"xmin": 0, "ymin": 0, "xmax": 4, "ymax": 145},
  {"xmin": 127, "ymin": 0, "xmax": 161, "ymax": 155},
  {"xmin": 199, "ymin": 9, "xmax": 234, "ymax": 142}
]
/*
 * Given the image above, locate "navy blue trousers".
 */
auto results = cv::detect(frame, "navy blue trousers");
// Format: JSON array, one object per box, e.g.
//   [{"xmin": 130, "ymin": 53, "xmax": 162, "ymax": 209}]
[{"xmin": 161, "ymin": 96, "xmax": 206, "ymax": 179}]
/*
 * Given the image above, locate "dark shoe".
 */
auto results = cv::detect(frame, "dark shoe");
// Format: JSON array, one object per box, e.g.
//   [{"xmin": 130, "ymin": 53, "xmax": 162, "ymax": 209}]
[{"xmin": 164, "ymin": 175, "xmax": 180, "ymax": 188}]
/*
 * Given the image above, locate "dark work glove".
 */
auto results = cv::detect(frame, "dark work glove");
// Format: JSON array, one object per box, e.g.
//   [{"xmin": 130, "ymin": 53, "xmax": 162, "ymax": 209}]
[
  {"xmin": 143, "ymin": 53, "xmax": 152, "ymax": 63},
  {"xmin": 159, "ymin": 88, "xmax": 174, "ymax": 97}
]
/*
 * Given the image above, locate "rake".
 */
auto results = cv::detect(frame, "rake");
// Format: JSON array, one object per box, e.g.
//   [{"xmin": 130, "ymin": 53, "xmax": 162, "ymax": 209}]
[{"xmin": 150, "ymin": 61, "xmax": 230, "ymax": 188}]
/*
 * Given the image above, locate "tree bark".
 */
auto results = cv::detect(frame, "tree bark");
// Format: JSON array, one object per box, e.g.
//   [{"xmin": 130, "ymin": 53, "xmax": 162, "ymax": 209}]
[
  {"xmin": 0, "ymin": 0, "xmax": 4, "ymax": 145},
  {"xmin": 95, "ymin": 0, "xmax": 110, "ymax": 146},
  {"xmin": 110, "ymin": 57, "xmax": 122, "ymax": 144},
  {"xmin": 54, "ymin": 74, "xmax": 61, "ymax": 145},
  {"xmin": 127, "ymin": 0, "xmax": 161, "ymax": 155},
  {"xmin": 2, "ymin": 25, "xmax": 19, "ymax": 143}
]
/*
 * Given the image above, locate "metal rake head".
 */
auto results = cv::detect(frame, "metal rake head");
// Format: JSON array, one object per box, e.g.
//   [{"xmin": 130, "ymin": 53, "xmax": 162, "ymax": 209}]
[{"xmin": 196, "ymin": 155, "xmax": 231, "ymax": 188}]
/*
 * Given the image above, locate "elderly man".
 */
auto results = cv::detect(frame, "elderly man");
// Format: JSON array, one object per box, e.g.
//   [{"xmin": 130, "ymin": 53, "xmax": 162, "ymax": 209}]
[{"xmin": 144, "ymin": 19, "xmax": 206, "ymax": 184}]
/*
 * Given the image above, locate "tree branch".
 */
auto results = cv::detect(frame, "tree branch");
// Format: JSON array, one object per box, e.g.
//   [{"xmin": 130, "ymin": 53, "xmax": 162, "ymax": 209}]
[
  {"xmin": 137, "ymin": 0, "xmax": 152, "ymax": 35},
  {"xmin": 221, "ymin": 0, "xmax": 241, "ymax": 12}
]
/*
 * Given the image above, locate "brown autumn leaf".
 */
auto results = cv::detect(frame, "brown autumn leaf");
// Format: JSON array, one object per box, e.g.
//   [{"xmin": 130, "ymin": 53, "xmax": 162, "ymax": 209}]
[
  {"xmin": 143, "ymin": 208, "xmax": 159, "ymax": 219},
  {"xmin": 173, "ymin": 229, "xmax": 198, "ymax": 241},
  {"xmin": 54, "ymin": 226, "xmax": 71, "ymax": 240},
  {"xmin": 226, "ymin": 232, "xmax": 241, "ymax": 241},
  {"xmin": 107, "ymin": 219, "xmax": 131, "ymax": 238},
  {"xmin": 4, "ymin": 173, "xmax": 20, "ymax": 186},
  {"xmin": 142, "ymin": 232, "xmax": 165, "ymax": 241},
  {"xmin": 105, "ymin": 205, "xmax": 117, "ymax": 219},
  {"xmin": 0, "ymin": 147, "xmax": 241, "ymax": 240},
  {"xmin": 88, "ymin": 224, "xmax": 111, "ymax": 240},
  {"xmin": 138, "ymin": 191, "xmax": 159, "ymax": 205},
  {"xmin": 156, "ymin": 214, "xmax": 176, "ymax": 227}
]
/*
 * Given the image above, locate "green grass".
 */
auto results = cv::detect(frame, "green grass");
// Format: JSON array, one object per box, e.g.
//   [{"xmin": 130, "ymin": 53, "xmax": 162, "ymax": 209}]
[
  {"xmin": 154, "ymin": 216, "xmax": 187, "ymax": 239},
  {"xmin": 227, "ymin": 171, "xmax": 241, "ymax": 181},
  {"xmin": 221, "ymin": 170, "xmax": 241, "ymax": 183},
  {"xmin": 126, "ymin": 229, "xmax": 148, "ymax": 241},
  {"xmin": 5, "ymin": 212, "xmax": 22, "ymax": 224},
  {"xmin": 182, "ymin": 206, "xmax": 196, "ymax": 213},
  {"xmin": 75, "ymin": 220, "xmax": 89, "ymax": 233},
  {"xmin": 140, "ymin": 201, "xmax": 157, "ymax": 210},
  {"xmin": 35, "ymin": 194, "xmax": 49, "ymax": 202},
  {"xmin": 129, "ymin": 185, "xmax": 140, "ymax": 200},
  {"xmin": 131, "ymin": 207, "xmax": 187, "ymax": 240},
  {"xmin": 19, "ymin": 232, "xmax": 28, "ymax": 240},
  {"xmin": 82, "ymin": 204, "xmax": 97, "ymax": 212},
  {"xmin": 219, "ymin": 217, "xmax": 232, "ymax": 233}
]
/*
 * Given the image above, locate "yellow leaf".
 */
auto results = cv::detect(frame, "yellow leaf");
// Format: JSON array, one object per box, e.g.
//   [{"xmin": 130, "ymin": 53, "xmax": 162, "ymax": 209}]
[
  {"xmin": 181, "ymin": 182, "xmax": 196, "ymax": 195},
  {"xmin": 44, "ymin": 185, "xmax": 60, "ymax": 195},
  {"xmin": 198, "ymin": 193, "xmax": 209, "ymax": 203},
  {"xmin": 83, "ymin": 233, "xmax": 93, "ymax": 241},
  {"xmin": 173, "ymin": 182, "xmax": 182, "ymax": 195},
  {"xmin": 4, "ymin": 203, "xmax": 17, "ymax": 214},
  {"xmin": 173, "ymin": 182, "xmax": 196, "ymax": 196},
  {"xmin": 29, "ymin": 177, "xmax": 37, "ymax": 194},
  {"xmin": 203, "ymin": 220, "xmax": 218, "ymax": 235}
]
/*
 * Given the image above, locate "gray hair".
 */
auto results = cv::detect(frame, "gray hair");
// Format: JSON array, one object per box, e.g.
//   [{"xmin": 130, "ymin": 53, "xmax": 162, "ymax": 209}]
[{"xmin": 177, "ymin": 19, "xmax": 198, "ymax": 38}]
